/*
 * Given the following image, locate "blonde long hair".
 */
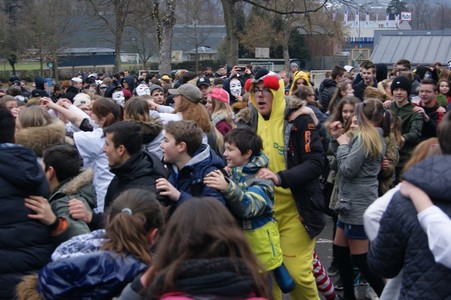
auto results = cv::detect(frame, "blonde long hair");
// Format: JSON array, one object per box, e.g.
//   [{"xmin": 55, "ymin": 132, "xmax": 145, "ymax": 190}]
[{"xmin": 354, "ymin": 98, "xmax": 389, "ymax": 159}]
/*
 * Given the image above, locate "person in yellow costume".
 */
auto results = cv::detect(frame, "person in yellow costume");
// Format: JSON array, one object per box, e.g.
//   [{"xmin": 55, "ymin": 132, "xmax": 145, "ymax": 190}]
[
  {"xmin": 246, "ymin": 69, "xmax": 326, "ymax": 300},
  {"xmin": 289, "ymin": 71, "xmax": 312, "ymax": 95}
]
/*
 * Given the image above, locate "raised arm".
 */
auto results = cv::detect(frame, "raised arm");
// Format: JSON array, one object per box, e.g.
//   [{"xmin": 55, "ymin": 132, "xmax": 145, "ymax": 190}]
[{"xmin": 41, "ymin": 97, "xmax": 90, "ymax": 128}]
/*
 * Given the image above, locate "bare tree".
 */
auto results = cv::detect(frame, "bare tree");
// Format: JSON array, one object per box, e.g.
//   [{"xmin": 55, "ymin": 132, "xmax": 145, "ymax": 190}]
[
  {"xmin": 220, "ymin": 0, "xmax": 241, "ymax": 66},
  {"xmin": 239, "ymin": 0, "xmax": 343, "ymax": 69},
  {"xmin": 129, "ymin": 27, "xmax": 159, "ymax": 70},
  {"xmin": 409, "ymin": 0, "xmax": 430, "ymax": 29},
  {"xmin": 20, "ymin": 0, "xmax": 76, "ymax": 80},
  {"xmin": 221, "ymin": 0, "xmax": 346, "ymax": 66},
  {"xmin": 149, "ymin": 0, "xmax": 176, "ymax": 74},
  {"xmin": 128, "ymin": 2, "xmax": 159, "ymax": 70},
  {"xmin": 86, "ymin": 0, "xmax": 133, "ymax": 72},
  {"xmin": 0, "ymin": 0, "xmax": 32, "ymax": 74},
  {"xmin": 175, "ymin": 0, "xmax": 218, "ymax": 72}
]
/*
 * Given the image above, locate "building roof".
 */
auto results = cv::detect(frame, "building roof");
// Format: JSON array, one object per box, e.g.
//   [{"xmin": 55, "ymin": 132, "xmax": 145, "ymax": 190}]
[
  {"xmin": 59, "ymin": 48, "xmax": 115, "ymax": 55},
  {"xmin": 371, "ymin": 30, "xmax": 451, "ymax": 66},
  {"xmin": 185, "ymin": 46, "xmax": 217, "ymax": 54},
  {"xmin": 172, "ymin": 25, "xmax": 226, "ymax": 51}
]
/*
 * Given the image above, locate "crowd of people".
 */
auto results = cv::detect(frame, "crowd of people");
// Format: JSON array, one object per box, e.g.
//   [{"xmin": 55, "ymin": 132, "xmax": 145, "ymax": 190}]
[{"xmin": 1, "ymin": 59, "xmax": 451, "ymax": 300}]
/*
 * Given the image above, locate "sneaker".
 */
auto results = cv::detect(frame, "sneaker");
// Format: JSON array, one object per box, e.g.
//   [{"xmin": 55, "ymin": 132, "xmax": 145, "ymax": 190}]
[
  {"xmin": 352, "ymin": 271, "xmax": 369, "ymax": 286},
  {"xmin": 354, "ymin": 286, "xmax": 359, "ymax": 299},
  {"xmin": 334, "ymin": 278, "xmax": 343, "ymax": 290},
  {"xmin": 365, "ymin": 285, "xmax": 380, "ymax": 300},
  {"xmin": 327, "ymin": 263, "xmax": 338, "ymax": 277}
]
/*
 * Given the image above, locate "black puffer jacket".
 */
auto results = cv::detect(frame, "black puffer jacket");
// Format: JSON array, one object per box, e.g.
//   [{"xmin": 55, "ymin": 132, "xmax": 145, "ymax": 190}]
[
  {"xmin": 368, "ymin": 155, "xmax": 451, "ymax": 299},
  {"xmin": 0, "ymin": 144, "xmax": 54, "ymax": 299},
  {"xmin": 318, "ymin": 78, "xmax": 336, "ymax": 112},
  {"xmin": 104, "ymin": 151, "xmax": 169, "ymax": 208},
  {"xmin": 352, "ymin": 79, "xmax": 377, "ymax": 101}
]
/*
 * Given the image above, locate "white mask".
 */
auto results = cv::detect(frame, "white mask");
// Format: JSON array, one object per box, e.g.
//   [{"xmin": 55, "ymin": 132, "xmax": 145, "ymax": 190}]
[
  {"xmin": 136, "ymin": 84, "xmax": 150, "ymax": 96},
  {"xmin": 229, "ymin": 78, "xmax": 242, "ymax": 97},
  {"xmin": 112, "ymin": 91, "xmax": 125, "ymax": 106}
]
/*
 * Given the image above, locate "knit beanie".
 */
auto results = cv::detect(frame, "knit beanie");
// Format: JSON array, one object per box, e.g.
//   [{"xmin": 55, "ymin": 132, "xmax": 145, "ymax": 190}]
[{"xmin": 391, "ymin": 75, "xmax": 411, "ymax": 95}]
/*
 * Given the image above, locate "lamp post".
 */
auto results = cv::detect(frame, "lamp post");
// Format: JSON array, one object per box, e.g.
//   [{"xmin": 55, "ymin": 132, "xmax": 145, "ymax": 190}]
[
  {"xmin": 357, "ymin": 2, "xmax": 372, "ymax": 49},
  {"xmin": 436, "ymin": 3, "xmax": 445, "ymax": 31}
]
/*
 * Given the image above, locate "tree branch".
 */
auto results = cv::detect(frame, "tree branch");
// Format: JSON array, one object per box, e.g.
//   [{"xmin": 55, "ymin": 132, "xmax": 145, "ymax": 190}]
[{"xmin": 241, "ymin": 0, "xmax": 328, "ymax": 15}]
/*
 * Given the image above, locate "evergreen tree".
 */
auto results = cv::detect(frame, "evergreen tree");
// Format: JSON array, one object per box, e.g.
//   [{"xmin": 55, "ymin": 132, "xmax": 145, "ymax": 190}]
[{"xmin": 387, "ymin": 0, "xmax": 408, "ymax": 19}]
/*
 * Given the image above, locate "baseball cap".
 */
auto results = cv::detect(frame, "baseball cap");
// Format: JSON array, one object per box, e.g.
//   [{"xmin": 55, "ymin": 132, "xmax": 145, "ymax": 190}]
[
  {"xmin": 73, "ymin": 93, "xmax": 91, "ymax": 107},
  {"xmin": 168, "ymin": 84, "xmax": 202, "ymax": 104},
  {"xmin": 71, "ymin": 77, "xmax": 82, "ymax": 83},
  {"xmin": 196, "ymin": 76, "xmax": 211, "ymax": 87},
  {"xmin": 161, "ymin": 75, "xmax": 171, "ymax": 81},
  {"xmin": 32, "ymin": 90, "xmax": 48, "ymax": 97},
  {"xmin": 344, "ymin": 65, "xmax": 354, "ymax": 73},
  {"xmin": 208, "ymin": 88, "xmax": 229, "ymax": 104}
]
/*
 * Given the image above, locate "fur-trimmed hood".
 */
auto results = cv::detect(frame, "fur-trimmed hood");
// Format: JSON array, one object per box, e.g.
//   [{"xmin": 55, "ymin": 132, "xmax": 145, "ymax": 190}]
[
  {"xmin": 50, "ymin": 168, "xmax": 97, "ymax": 210},
  {"xmin": 137, "ymin": 118, "xmax": 163, "ymax": 145},
  {"xmin": 59, "ymin": 168, "xmax": 94, "ymax": 195},
  {"xmin": 286, "ymin": 95, "xmax": 306, "ymax": 110},
  {"xmin": 15, "ymin": 120, "xmax": 67, "ymax": 157},
  {"xmin": 234, "ymin": 106, "xmax": 253, "ymax": 124}
]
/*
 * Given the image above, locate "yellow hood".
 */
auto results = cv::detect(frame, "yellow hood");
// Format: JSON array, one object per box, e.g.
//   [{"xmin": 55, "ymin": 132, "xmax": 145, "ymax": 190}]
[
  {"xmin": 289, "ymin": 71, "xmax": 312, "ymax": 95},
  {"xmin": 249, "ymin": 75, "xmax": 286, "ymax": 173}
]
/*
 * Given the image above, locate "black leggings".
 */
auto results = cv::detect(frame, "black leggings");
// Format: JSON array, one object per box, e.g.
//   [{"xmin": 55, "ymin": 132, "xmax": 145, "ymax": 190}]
[{"xmin": 334, "ymin": 245, "xmax": 385, "ymax": 299}]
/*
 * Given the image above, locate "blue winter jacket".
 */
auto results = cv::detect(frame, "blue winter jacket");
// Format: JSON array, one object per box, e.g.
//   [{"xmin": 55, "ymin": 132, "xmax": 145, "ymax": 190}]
[
  {"xmin": 38, "ymin": 251, "xmax": 147, "ymax": 300},
  {"xmin": 368, "ymin": 155, "xmax": 451, "ymax": 299},
  {"xmin": 167, "ymin": 144, "xmax": 226, "ymax": 207},
  {"xmin": 0, "ymin": 143, "xmax": 54, "ymax": 300}
]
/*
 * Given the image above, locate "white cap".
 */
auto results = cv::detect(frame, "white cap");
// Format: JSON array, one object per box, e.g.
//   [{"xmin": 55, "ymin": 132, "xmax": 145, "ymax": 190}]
[
  {"xmin": 344, "ymin": 65, "xmax": 354, "ymax": 73},
  {"xmin": 73, "ymin": 93, "xmax": 91, "ymax": 107},
  {"xmin": 71, "ymin": 77, "xmax": 83, "ymax": 83}
]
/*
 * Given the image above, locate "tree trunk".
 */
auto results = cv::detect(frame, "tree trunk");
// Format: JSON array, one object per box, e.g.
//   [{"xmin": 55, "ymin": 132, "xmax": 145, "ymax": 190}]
[
  {"xmin": 282, "ymin": 39, "xmax": 290, "ymax": 70},
  {"xmin": 9, "ymin": 61, "xmax": 16, "ymax": 75},
  {"xmin": 39, "ymin": 58, "xmax": 44, "ymax": 75},
  {"xmin": 53, "ymin": 54, "xmax": 59, "ymax": 82},
  {"xmin": 195, "ymin": 47, "xmax": 199, "ymax": 73},
  {"xmin": 158, "ymin": 0, "xmax": 176, "ymax": 74},
  {"xmin": 221, "ymin": 0, "xmax": 239, "ymax": 66},
  {"xmin": 159, "ymin": 26, "xmax": 173, "ymax": 74},
  {"xmin": 115, "ymin": 35, "xmax": 122, "ymax": 73}
]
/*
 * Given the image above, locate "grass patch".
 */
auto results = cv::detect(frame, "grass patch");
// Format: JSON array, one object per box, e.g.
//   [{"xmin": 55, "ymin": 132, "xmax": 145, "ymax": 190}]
[{"xmin": 0, "ymin": 60, "xmax": 44, "ymax": 71}]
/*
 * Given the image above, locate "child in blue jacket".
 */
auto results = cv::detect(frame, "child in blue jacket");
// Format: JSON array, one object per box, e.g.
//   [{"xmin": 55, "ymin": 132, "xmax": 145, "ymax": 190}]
[{"xmin": 157, "ymin": 120, "xmax": 225, "ymax": 211}]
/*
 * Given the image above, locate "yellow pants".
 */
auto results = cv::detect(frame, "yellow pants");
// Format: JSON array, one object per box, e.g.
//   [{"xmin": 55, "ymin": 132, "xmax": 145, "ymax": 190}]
[{"xmin": 272, "ymin": 191, "xmax": 319, "ymax": 300}]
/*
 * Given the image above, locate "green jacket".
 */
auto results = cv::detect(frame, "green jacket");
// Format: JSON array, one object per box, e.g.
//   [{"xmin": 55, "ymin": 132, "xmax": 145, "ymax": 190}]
[
  {"xmin": 390, "ymin": 101, "xmax": 423, "ymax": 169},
  {"xmin": 49, "ymin": 169, "xmax": 97, "ymax": 245}
]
